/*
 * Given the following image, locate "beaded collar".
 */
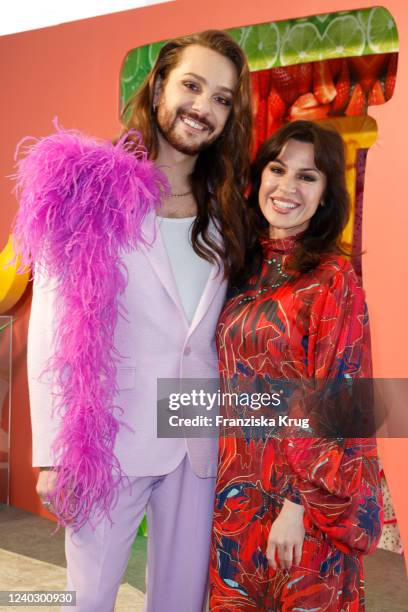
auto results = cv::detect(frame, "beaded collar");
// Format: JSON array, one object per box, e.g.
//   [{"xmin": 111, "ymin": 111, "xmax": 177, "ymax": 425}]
[{"xmin": 260, "ymin": 233, "xmax": 302, "ymax": 257}]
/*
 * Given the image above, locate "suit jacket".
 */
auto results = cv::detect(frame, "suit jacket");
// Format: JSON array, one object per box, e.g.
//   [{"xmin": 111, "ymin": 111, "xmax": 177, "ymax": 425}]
[{"xmin": 27, "ymin": 210, "xmax": 227, "ymax": 478}]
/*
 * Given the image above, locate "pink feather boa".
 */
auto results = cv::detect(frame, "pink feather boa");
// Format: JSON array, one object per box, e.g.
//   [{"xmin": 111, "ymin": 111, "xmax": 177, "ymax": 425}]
[{"xmin": 12, "ymin": 125, "xmax": 168, "ymax": 529}]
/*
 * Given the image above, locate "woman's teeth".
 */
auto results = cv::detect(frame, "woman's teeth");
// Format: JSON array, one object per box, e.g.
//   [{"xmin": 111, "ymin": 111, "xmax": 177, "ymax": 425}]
[{"xmin": 272, "ymin": 199, "xmax": 298, "ymax": 210}]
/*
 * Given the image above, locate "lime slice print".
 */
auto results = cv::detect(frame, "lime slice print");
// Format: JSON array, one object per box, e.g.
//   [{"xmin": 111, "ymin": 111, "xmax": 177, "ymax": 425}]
[
  {"xmin": 280, "ymin": 23, "xmax": 322, "ymax": 65},
  {"xmin": 121, "ymin": 49, "xmax": 145, "ymax": 108},
  {"xmin": 315, "ymin": 13, "xmax": 330, "ymax": 24},
  {"xmin": 356, "ymin": 8, "xmax": 371, "ymax": 31},
  {"xmin": 148, "ymin": 40, "xmax": 167, "ymax": 68},
  {"xmin": 228, "ymin": 26, "xmax": 247, "ymax": 47},
  {"xmin": 242, "ymin": 23, "xmax": 279, "ymax": 70},
  {"xmin": 122, "ymin": 49, "xmax": 143, "ymax": 83},
  {"xmin": 367, "ymin": 7, "xmax": 398, "ymax": 53},
  {"xmin": 322, "ymin": 15, "xmax": 365, "ymax": 58}
]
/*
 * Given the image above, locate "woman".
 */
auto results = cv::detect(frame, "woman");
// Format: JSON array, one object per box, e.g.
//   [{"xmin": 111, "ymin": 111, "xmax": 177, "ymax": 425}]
[{"xmin": 209, "ymin": 120, "xmax": 382, "ymax": 611}]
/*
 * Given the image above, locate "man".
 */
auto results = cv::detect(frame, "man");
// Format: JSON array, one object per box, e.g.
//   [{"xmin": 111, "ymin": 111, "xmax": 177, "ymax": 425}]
[{"xmin": 17, "ymin": 30, "xmax": 252, "ymax": 612}]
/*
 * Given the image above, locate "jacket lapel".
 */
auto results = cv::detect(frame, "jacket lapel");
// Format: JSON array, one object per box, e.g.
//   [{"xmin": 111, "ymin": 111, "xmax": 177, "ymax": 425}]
[
  {"xmin": 187, "ymin": 223, "xmax": 226, "ymax": 336},
  {"xmin": 139, "ymin": 211, "xmax": 189, "ymax": 325},
  {"xmin": 187, "ymin": 263, "xmax": 225, "ymax": 337},
  {"xmin": 139, "ymin": 211, "xmax": 226, "ymax": 335}
]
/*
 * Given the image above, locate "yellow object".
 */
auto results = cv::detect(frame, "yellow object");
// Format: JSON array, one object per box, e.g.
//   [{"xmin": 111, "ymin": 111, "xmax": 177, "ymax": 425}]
[
  {"xmin": 320, "ymin": 116, "xmax": 378, "ymax": 246},
  {"xmin": 0, "ymin": 235, "xmax": 30, "ymax": 314}
]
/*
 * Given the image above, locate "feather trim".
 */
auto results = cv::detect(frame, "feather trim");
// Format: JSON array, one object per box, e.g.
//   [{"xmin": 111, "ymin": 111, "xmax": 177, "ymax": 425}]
[{"xmin": 12, "ymin": 124, "xmax": 168, "ymax": 529}]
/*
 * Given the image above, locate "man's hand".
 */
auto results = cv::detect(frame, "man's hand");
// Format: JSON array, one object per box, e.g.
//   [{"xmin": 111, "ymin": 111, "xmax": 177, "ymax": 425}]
[
  {"xmin": 266, "ymin": 499, "xmax": 305, "ymax": 570},
  {"xmin": 36, "ymin": 468, "xmax": 58, "ymax": 512}
]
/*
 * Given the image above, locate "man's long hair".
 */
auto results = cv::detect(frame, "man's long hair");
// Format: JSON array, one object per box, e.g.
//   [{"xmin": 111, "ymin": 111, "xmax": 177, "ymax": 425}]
[{"xmin": 121, "ymin": 30, "xmax": 252, "ymax": 283}]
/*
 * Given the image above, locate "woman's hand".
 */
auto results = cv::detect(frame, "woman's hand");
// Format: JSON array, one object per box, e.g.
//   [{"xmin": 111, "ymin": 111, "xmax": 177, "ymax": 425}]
[{"xmin": 266, "ymin": 499, "xmax": 305, "ymax": 570}]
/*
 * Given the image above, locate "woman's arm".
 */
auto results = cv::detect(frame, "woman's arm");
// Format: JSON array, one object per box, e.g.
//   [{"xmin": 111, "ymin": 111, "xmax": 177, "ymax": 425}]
[{"xmin": 284, "ymin": 260, "xmax": 382, "ymax": 554}]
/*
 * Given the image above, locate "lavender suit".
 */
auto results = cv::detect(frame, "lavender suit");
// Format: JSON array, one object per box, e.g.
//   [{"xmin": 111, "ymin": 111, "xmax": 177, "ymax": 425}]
[{"xmin": 27, "ymin": 209, "xmax": 227, "ymax": 611}]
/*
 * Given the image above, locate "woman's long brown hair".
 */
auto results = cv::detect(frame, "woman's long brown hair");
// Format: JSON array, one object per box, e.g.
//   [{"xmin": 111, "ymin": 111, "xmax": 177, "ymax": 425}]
[{"xmin": 121, "ymin": 30, "xmax": 253, "ymax": 283}]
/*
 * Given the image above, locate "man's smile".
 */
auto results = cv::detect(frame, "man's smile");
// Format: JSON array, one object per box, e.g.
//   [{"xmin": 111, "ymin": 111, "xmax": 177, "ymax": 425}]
[{"xmin": 178, "ymin": 112, "xmax": 213, "ymax": 133}]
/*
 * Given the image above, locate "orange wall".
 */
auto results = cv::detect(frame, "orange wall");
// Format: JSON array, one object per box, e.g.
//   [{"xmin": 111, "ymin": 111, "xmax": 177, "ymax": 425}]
[{"xmin": 1, "ymin": 0, "xmax": 408, "ymax": 561}]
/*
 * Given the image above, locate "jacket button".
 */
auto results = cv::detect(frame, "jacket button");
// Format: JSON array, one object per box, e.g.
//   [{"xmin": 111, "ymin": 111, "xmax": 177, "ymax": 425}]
[{"xmin": 184, "ymin": 346, "xmax": 192, "ymax": 356}]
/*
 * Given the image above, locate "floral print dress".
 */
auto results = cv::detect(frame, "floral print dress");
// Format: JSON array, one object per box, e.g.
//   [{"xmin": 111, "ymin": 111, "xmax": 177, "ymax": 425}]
[{"xmin": 209, "ymin": 235, "xmax": 383, "ymax": 612}]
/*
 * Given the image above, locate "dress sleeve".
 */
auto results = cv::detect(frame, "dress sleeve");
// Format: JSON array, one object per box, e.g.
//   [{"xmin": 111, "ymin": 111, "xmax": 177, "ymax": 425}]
[{"xmin": 283, "ymin": 259, "xmax": 383, "ymax": 554}]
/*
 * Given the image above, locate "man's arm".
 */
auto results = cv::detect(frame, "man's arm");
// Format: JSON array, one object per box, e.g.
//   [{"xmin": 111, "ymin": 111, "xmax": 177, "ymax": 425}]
[{"xmin": 27, "ymin": 266, "xmax": 61, "ymax": 500}]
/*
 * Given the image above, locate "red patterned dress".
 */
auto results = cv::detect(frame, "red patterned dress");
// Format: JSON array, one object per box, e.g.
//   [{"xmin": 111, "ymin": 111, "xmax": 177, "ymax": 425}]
[{"xmin": 209, "ymin": 235, "xmax": 382, "ymax": 611}]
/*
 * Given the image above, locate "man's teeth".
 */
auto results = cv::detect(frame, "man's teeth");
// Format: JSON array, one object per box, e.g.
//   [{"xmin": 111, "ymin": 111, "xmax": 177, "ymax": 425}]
[
  {"xmin": 182, "ymin": 116, "xmax": 206, "ymax": 131},
  {"xmin": 272, "ymin": 199, "xmax": 297, "ymax": 209}
]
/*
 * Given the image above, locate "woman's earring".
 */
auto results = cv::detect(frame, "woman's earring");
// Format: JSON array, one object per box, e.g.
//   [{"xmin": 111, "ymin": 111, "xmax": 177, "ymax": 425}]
[{"xmin": 320, "ymin": 199, "xmax": 325, "ymax": 207}]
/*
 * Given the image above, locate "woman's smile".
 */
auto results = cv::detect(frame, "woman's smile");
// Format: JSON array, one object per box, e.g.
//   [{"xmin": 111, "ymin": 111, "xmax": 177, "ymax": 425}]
[{"xmin": 258, "ymin": 139, "xmax": 326, "ymax": 239}]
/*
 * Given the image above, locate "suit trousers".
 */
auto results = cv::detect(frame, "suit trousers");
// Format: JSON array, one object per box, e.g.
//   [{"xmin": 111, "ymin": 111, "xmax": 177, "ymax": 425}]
[{"xmin": 64, "ymin": 456, "xmax": 216, "ymax": 611}]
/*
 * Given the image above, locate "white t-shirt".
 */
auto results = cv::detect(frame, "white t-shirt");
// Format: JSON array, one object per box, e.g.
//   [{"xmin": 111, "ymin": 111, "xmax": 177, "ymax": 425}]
[{"xmin": 159, "ymin": 216, "xmax": 212, "ymax": 323}]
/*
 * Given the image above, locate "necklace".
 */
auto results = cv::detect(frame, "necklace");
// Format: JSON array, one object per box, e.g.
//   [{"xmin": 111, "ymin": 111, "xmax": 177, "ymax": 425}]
[{"xmin": 169, "ymin": 190, "xmax": 192, "ymax": 198}]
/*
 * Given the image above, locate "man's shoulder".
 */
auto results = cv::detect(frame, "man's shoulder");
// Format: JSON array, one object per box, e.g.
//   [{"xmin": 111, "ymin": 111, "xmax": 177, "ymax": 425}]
[{"xmin": 13, "ymin": 126, "xmax": 169, "ymax": 271}]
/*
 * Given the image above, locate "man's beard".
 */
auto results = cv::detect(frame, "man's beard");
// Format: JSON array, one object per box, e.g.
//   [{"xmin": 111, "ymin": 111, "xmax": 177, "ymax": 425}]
[{"xmin": 155, "ymin": 104, "xmax": 219, "ymax": 156}]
